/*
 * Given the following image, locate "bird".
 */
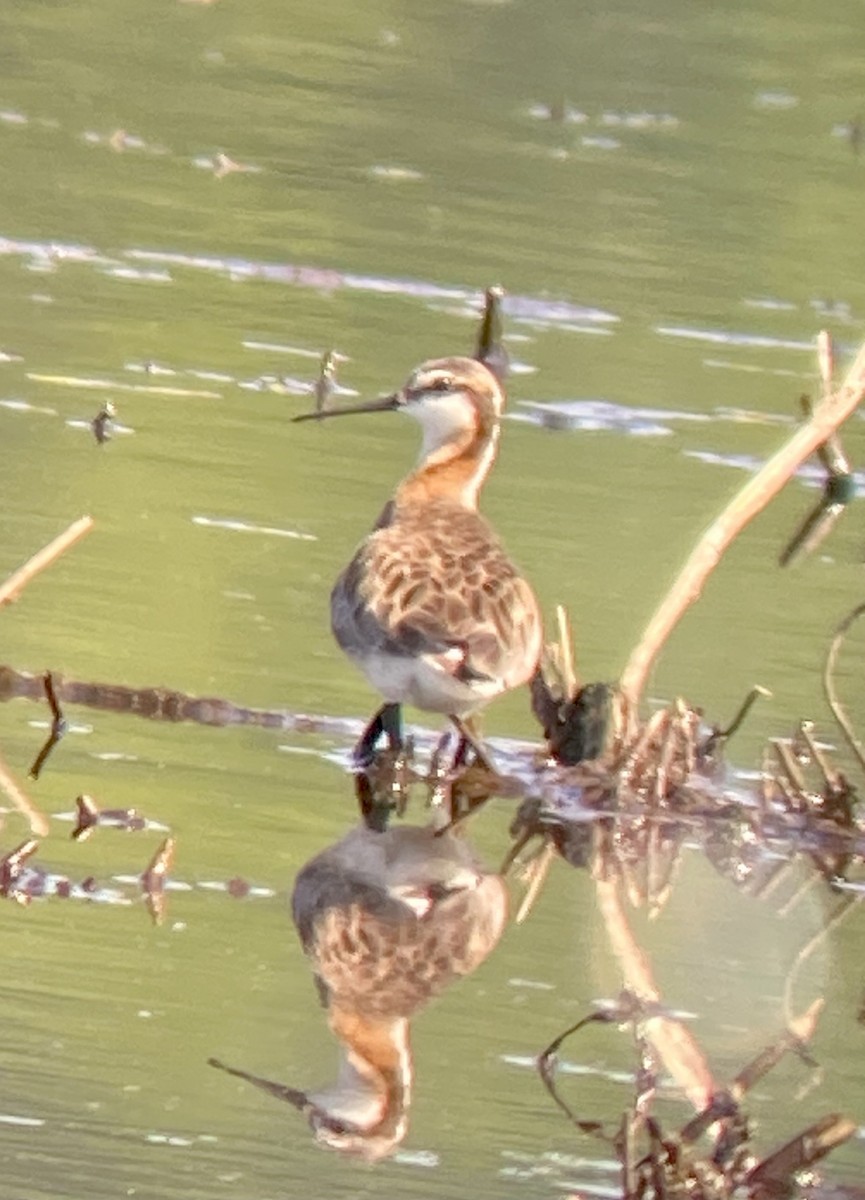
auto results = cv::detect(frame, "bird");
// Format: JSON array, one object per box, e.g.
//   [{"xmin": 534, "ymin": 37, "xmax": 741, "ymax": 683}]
[
  {"xmin": 210, "ymin": 822, "xmax": 508, "ymax": 1161},
  {"xmin": 293, "ymin": 354, "xmax": 543, "ymax": 767}
]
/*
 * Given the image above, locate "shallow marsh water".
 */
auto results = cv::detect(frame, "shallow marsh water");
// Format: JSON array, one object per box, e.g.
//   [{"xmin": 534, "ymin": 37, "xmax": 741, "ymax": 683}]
[{"xmin": 1, "ymin": 0, "xmax": 865, "ymax": 1195}]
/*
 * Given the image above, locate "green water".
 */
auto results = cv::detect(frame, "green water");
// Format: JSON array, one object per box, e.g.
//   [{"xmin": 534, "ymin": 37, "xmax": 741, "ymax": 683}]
[{"xmin": 1, "ymin": 0, "xmax": 864, "ymax": 1195}]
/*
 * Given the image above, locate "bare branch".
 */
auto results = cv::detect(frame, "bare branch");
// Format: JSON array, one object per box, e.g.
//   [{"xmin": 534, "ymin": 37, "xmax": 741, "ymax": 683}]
[
  {"xmin": 620, "ymin": 338, "xmax": 865, "ymax": 718},
  {"xmin": 0, "ymin": 516, "xmax": 94, "ymax": 608}
]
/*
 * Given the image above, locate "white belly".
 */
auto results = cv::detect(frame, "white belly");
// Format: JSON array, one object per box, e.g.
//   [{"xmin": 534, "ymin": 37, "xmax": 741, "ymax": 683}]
[{"xmin": 352, "ymin": 650, "xmax": 503, "ymax": 717}]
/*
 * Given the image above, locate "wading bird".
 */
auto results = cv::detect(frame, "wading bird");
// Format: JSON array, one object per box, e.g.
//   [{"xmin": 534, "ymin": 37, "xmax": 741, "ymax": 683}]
[{"xmin": 294, "ymin": 355, "xmax": 543, "ymax": 766}]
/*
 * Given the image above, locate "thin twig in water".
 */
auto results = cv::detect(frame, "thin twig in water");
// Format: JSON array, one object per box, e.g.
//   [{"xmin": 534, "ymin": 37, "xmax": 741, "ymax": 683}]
[
  {"xmin": 142, "ymin": 836, "xmax": 176, "ymax": 926},
  {"xmin": 0, "ymin": 516, "xmax": 94, "ymax": 608},
  {"xmin": 783, "ymin": 896, "xmax": 860, "ymax": 1025},
  {"xmin": 779, "ymin": 390, "xmax": 854, "ymax": 566},
  {"xmin": 29, "ymin": 672, "xmax": 68, "ymax": 780},
  {"xmin": 824, "ymin": 601, "xmax": 865, "ymax": 775},
  {"xmin": 537, "ymin": 1005, "xmax": 619, "ymax": 1140},
  {"xmin": 515, "ymin": 838, "xmax": 556, "ymax": 924},
  {"xmin": 620, "ymin": 335, "xmax": 865, "ymax": 723}
]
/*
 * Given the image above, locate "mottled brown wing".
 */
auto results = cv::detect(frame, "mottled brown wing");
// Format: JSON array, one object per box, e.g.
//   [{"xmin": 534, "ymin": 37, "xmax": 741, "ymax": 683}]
[
  {"xmin": 309, "ymin": 876, "xmax": 507, "ymax": 1020},
  {"xmin": 346, "ymin": 504, "xmax": 541, "ymax": 687}
]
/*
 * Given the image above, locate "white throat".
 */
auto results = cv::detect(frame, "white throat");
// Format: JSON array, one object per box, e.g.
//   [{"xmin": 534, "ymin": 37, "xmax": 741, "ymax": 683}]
[{"xmin": 410, "ymin": 394, "xmax": 477, "ymax": 462}]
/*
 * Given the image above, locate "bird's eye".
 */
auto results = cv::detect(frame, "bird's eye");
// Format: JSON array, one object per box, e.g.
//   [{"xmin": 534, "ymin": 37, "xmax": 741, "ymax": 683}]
[{"xmin": 429, "ymin": 375, "xmax": 452, "ymax": 393}]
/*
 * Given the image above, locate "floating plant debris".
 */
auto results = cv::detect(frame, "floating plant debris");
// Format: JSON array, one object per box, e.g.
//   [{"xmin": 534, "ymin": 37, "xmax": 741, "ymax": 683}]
[
  {"xmin": 71, "ymin": 793, "xmax": 152, "ymax": 841},
  {"xmin": 536, "ymin": 992, "xmax": 855, "ymax": 1197}
]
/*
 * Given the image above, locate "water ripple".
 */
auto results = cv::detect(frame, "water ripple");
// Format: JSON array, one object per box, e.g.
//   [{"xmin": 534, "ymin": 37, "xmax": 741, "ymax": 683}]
[
  {"xmin": 192, "ymin": 515, "xmax": 317, "ymax": 541},
  {"xmin": 657, "ymin": 325, "xmax": 815, "ymax": 351}
]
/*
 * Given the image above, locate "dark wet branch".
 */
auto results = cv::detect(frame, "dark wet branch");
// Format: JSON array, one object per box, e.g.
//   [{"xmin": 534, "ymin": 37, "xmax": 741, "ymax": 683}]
[
  {"xmin": 745, "ymin": 1113, "xmax": 857, "ymax": 1190},
  {"xmin": 29, "ymin": 671, "xmax": 68, "ymax": 779},
  {"xmin": 474, "ymin": 285, "xmax": 508, "ymax": 382},
  {"xmin": 91, "ymin": 401, "xmax": 116, "ymax": 445},
  {"xmin": 71, "ymin": 793, "xmax": 149, "ymax": 841}
]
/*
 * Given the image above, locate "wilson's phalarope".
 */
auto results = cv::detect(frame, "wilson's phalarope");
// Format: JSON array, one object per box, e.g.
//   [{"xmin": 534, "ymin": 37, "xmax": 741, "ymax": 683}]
[
  {"xmin": 294, "ymin": 355, "xmax": 543, "ymax": 765},
  {"xmin": 211, "ymin": 822, "xmax": 507, "ymax": 1160}
]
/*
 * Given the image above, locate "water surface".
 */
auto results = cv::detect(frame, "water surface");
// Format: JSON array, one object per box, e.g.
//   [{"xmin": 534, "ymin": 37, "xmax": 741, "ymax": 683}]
[{"xmin": 2, "ymin": 0, "xmax": 864, "ymax": 1195}]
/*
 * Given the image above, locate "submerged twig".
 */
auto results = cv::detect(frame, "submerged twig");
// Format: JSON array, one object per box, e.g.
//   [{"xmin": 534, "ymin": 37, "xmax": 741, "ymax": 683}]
[
  {"xmin": 537, "ymin": 1003, "xmax": 622, "ymax": 1139},
  {"xmin": 783, "ymin": 896, "xmax": 860, "ymax": 1025},
  {"xmin": 778, "ymin": 398, "xmax": 854, "ymax": 566},
  {"xmin": 313, "ymin": 351, "xmax": 337, "ymax": 417},
  {"xmin": 620, "ymin": 335, "xmax": 865, "ymax": 722},
  {"xmin": 824, "ymin": 600, "xmax": 865, "ymax": 775},
  {"xmin": 29, "ymin": 672, "xmax": 68, "ymax": 779},
  {"xmin": 729, "ymin": 998, "xmax": 822, "ymax": 1103},
  {"xmin": 746, "ymin": 1112, "xmax": 857, "ymax": 1189},
  {"xmin": 0, "ymin": 838, "xmax": 40, "ymax": 901},
  {"xmin": 780, "ymin": 334, "xmax": 855, "ymax": 566},
  {"xmin": 0, "ymin": 516, "xmax": 94, "ymax": 608},
  {"xmin": 141, "ymin": 836, "xmax": 176, "ymax": 926}
]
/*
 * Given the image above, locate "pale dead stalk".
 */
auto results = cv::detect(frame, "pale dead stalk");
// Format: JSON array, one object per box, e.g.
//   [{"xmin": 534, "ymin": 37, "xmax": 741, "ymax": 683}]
[
  {"xmin": 620, "ymin": 335, "xmax": 865, "ymax": 722},
  {"xmin": 594, "ymin": 872, "xmax": 716, "ymax": 1110},
  {"xmin": 0, "ymin": 516, "xmax": 94, "ymax": 608},
  {"xmin": 0, "ymin": 750, "xmax": 50, "ymax": 836}
]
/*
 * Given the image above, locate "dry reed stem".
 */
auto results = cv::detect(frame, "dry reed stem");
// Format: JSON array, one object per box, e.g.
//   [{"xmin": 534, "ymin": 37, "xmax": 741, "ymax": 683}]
[
  {"xmin": 555, "ymin": 604, "xmax": 577, "ymax": 697},
  {"xmin": 0, "ymin": 750, "xmax": 50, "ymax": 837},
  {"xmin": 0, "ymin": 515, "xmax": 94, "ymax": 608},
  {"xmin": 620, "ymin": 333, "xmax": 865, "ymax": 721},
  {"xmin": 594, "ymin": 872, "xmax": 716, "ymax": 1110}
]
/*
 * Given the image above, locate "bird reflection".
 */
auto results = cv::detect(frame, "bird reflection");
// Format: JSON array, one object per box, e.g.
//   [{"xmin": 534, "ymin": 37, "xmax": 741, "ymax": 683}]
[{"xmin": 212, "ymin": 815, "xmax": 507, "ymax": 1160}]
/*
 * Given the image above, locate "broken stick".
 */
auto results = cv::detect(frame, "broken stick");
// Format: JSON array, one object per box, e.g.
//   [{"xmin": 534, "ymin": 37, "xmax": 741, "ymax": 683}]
[{"xmin": 0, "ymin": 516, "xmax": 94, "ymax": 608}]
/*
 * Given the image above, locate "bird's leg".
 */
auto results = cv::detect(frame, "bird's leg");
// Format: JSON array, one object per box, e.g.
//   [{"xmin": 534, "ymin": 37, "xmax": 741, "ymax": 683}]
[
  {"xmin": 449, "ymin": 715, "xmax": 496, "ymax": 773},
  {"xmin": 354, "ymin": 703, "xmax": 403, "ymax": 768},
  {"xmin": 380, "ymin": 703, "xmax": 404, "ymax": 751}
]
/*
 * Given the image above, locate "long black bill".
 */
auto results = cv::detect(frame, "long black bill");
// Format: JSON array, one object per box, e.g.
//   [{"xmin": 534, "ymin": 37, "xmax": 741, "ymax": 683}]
[
  {"xmin": 292, "ymin": 393, "xmax": 401, "ymax": 423},
  {"xmin": 208, "ymin": 1057, "xmax": 310, "ymax": 1112}
]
